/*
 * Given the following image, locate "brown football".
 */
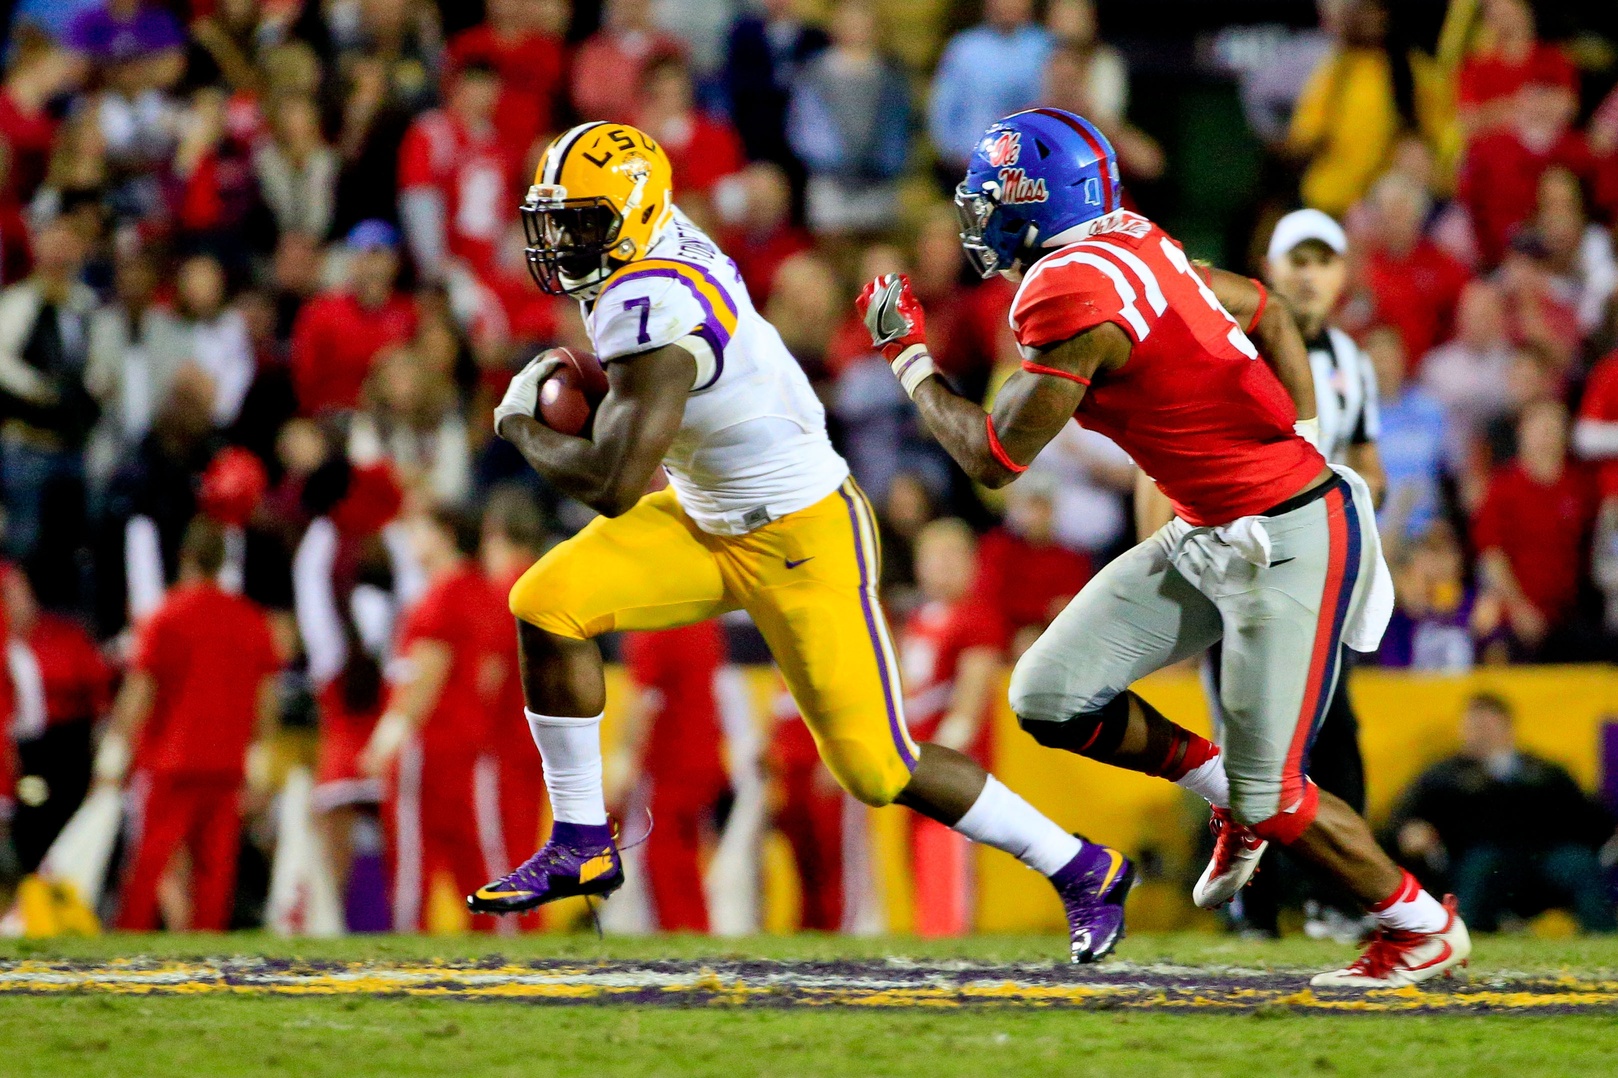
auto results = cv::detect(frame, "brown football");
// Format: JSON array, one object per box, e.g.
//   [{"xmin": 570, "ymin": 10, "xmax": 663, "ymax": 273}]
[{"xmin": 535, "ymin": 347, "xmax": 609, "ymax": 437}]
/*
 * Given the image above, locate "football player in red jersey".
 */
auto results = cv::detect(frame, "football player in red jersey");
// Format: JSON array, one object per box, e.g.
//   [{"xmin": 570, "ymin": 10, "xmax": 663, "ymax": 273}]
[{"xmin": 859, "ymin": 108, "xmax": 1470, "ymax": 988}]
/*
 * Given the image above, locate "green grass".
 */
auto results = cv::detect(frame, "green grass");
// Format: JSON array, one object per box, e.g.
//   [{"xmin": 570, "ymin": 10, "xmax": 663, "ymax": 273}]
[
  {"xmin": 5, "ymin": 930, "xmax": 1618, "ymax": 974},
  {"xmin": 5, "ymin": 933, "xmax": 1618, "ymax": 1077},
  {"xmin": 5, "ymin": 995, "xmax": 1616, "ymax": 1078}
]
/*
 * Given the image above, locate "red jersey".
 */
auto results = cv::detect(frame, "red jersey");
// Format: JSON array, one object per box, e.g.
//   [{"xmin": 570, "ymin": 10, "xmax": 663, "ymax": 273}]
[
  {"xmin": 1458, "ymin": 45, "xmax": 1577, "ymax": 109},
  {"xmin": 1579, "ymin": 350, "xmax": 1618, "ymax": 497},
  {"xmin": 1362, "ymin": 241, "xmax": 1471, "ymax": 366},
  {"xmin": 622, "ymin": 622, "xmax": 725, "ymax": 783},
  {"xmin": 899, "ymin": 598, "xmax": 1005, "ymax": 762},
  {"xmin": 1472, "ymin": 460, "xmax": 1597, "ymax": 622},
  {"xmin": 133, "ymin": 582, "xmax": 279, "ymax": 780},
  {"xmin": 445, "ymin": 27, "xmax": 568, "ymax": 172},
  {"xmin": 488, "ymin": 568, "xmax": 536, "ymax": 770},
  {"xmin": 972, "ymin": 528, "xmax": 1090, "ymax": 633},
  {"xmin": 1009, "ymin": 212, "xmax": 1324, "ymax": 526},
  {"xmin": 290, "ymin": 290, "xmax": 417, "ymax": 415},
  {"xmin": 28, "ymin": 612, "xmax": 112, "ymax": 727},
  {"xmin": 1459, "ymin": 128, "xmax": 1594, "ymax": 268},
  {"xmin": 392, "ymin": 564, "xmax": 505, "ymax": 765},
  {"xmin": 398, "ymin": 109, "xmax": 515, "ymax": 277}
]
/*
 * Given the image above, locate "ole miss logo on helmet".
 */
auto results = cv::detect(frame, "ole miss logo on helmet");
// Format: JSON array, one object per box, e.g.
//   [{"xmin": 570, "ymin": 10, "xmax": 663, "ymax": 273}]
[
  {"xmin": 986, "ymin": 131, "xmax": 1021, "ymax": 168},
  {"xmin": 998, "ymin": 167, "xmax": 1048, "ymax": 205}
]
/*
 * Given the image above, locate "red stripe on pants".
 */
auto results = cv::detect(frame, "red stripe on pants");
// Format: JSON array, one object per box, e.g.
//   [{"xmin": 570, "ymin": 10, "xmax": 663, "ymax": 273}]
[{"xmin": 1280, "ymin": 487, "xmax": 1349, "ymax": 811}]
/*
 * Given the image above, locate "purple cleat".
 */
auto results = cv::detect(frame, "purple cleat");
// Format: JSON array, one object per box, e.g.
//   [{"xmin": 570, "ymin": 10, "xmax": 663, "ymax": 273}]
[
  {"xmin": 1050, "ymin": 837, "xmax": 1135, "ymax": 963},
  {"xmin": 467, "ymin": 821, "xmax": 624, "ymax": 915}
]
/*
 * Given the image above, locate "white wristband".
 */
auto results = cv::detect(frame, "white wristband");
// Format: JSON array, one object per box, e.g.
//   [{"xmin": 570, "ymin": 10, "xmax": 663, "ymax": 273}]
[
  {"xmin": 366, "ymin": 711, "xmax": 413, "ymax": 762},
  {"xmin": 93, "ymin": 732, "xmax": 131, "ymax": 784},
  {"xmin": 891, "ymin": 344, "xmax": 937, "ymax": 399},
  {"xmin": 1294, "ymin": 415, "xmax": 1322, "ymax": 451}
]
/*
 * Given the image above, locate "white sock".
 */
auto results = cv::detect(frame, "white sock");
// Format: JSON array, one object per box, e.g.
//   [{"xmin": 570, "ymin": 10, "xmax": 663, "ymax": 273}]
[
  {"xmin": 952, "ymin": 775, "xmax": 1083, "ymax": 876},
  {"xmin": 525, "ymin": 709, "xmax": 606, "ymax": 826},
  {"xmin": 1371, "ymin": 870, "xmax": 1449, "ymax": 933},
  {"xmin": 1177, "ymin": 753, "xmax": 1229, "ymax": 807}
]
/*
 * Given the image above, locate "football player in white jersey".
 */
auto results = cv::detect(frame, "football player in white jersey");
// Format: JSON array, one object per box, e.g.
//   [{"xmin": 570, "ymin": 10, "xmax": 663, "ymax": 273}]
[{"xmin": 468, "ymin": 122, "xmax": 1137, "ymax": 962}]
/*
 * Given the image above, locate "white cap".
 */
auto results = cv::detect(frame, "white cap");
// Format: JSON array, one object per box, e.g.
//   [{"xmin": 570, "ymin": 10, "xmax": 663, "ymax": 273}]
[{"xmin": 1266, "ymin": 209, "xmax": 1348, "ymax": 262}]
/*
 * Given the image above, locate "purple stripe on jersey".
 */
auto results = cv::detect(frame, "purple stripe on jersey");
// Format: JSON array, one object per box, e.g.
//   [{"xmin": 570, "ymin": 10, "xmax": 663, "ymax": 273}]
[
  {"xmin": 607, "ymin": 266, "xmax": 734, "ymax": 350},
  {"xmin": 838, "ymin": 481, "xmax": 916, "ymax": 771},
  {"xmin": 691, "ymin": 324, "xmax": 725, "ymax": 392}
]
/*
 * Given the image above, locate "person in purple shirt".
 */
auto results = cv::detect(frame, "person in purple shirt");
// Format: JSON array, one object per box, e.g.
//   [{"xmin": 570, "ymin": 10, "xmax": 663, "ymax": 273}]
[
  {"xmin": 64, "ymin": 0, "xmax": 184, "ymax": 73},
  {"xmin": 1378, "ymin": 523, "xmax": 1485, "ymax": 671}
]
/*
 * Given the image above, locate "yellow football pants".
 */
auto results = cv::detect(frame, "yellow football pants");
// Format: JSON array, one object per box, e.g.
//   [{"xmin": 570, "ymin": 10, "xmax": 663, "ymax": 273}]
[{"xmin": 509, "ymin": 478, "xmax": 920, "ymax": 806}]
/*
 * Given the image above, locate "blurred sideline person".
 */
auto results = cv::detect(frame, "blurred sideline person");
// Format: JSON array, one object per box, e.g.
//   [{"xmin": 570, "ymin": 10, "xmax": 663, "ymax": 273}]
[
  {"xmin": 478, "ymin": 486, "xmax": 549, "ymax": 930},
  {"xmin": 359, "ymin": 507, "xmax": 507, "ymax": 933},
  {"xmin": 476, "ymin": 122, "xmax": 1131, "ymax": 966},
  {"xmin": 899, "ymin": 520, "xmax": 1007, "ymax": 936},
  {"xmin": 1389, "ymin": 694, "xmax": 1615, "ymax": 933},
  {"xmin": 102, "ymin": 518, "xmax": 281, "ymax": 931},
  {"xmin": 614, "ymin": 622, "xmax": 730, "ymax": 932},
  {"xmin": 766, "ymin": 687, "xmax": 849, "ymax": 933}
]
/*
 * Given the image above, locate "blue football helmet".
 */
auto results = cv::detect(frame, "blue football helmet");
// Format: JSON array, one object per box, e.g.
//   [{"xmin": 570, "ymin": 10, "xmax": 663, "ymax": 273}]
[{"xmin": 954, "ymin": 108, "xmax": 1122, "ymax": 278}]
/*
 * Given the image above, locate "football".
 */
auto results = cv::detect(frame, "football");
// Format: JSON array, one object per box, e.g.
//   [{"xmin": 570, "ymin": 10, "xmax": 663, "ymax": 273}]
[{"xmin": 535, "ymin": 346, "xmax": 609, "ymax": 437}]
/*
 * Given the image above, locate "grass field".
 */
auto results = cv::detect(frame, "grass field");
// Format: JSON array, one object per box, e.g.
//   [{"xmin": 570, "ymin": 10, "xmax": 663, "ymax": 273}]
[{"xmin": 4, "ymin": 932, "xmax": 1617, "ymax": 1077}]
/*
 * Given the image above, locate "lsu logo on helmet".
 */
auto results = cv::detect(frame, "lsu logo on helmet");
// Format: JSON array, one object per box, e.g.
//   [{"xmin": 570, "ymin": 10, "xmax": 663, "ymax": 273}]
[{"xmin": 520, "ymin": 122, "xmax": 676, "ymax": 296}]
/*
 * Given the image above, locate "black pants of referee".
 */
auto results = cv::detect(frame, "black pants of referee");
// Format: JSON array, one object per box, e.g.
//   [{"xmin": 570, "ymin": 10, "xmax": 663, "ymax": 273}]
[{"xmin": 1202, "ymin": 642, "xmax": 1366, "ymax": 935}]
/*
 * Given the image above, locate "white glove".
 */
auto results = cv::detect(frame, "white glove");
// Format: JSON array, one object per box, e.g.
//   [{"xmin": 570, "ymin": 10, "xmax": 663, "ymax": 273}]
[
  {"xmin": 493, "ymin": 353, "xmax": 565, "ymax": 437},
  {"xmin": 1294, "ymin": 415, "xmax": 1323, "ymax": 452}
]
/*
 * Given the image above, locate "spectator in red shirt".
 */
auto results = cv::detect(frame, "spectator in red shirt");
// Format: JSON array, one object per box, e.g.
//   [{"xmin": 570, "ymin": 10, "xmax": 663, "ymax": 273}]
[
  {"xmin": 105, "ymin": 518, "xmax": 281, "ymax": 930},
  {"xmin": 715, "ymin": 163, "xmax": 814, "ymax": 307},
  {"xmin": 359, "ymin": 506, "xmax": 508, "ymax": 932},
  {"xmin": 3, "ymin": 564, "xmax": 111, "ymax": 871},
  {"xmin": 289, "ymin": 220, "xmax": 417, "ymax": 415},
  {"xmin": 899, "ymin": 519, "xmax": 1008, "ymax": 936},
  {"xmin": 445, "ymin": 0, "xmax": 570, "ymax": 177},
  {"xmin": 478, "ymin": 486, "xmax": 550, "ymax": 927},
  {"xmin": 1356, "ymin": 171, "xmax": 1471, "ymax": 364},
  {"xmin": 1473, "ymin": 399, "xmax": 1598, "ymax": 659},
  {"xmin": 397, "ymin": 62, "xmax": 514, "ymax": 283},
  {"xmin": 635, "ymin": 55, "xmax": 746, "ymax": 220},
  {"xmin": 974, "ymin": 475, "xmax": 1092, "ymax": 658},
  {"xmin": 616, "ymin": 622, "xmax": 730, "ymax": 932},
  {"xmin": 1575, "ymin": 348, "xmax": 1618, "ymax": 503},
  {"xmin": 571, "ymin": 0, "xmax": 686, "ymax": 125},
  {"xmin": 1458, "ymin": 79, "xmax": 1593, "ymax": 270},
  {"xmin": 1456, "ymin": 0, "xmax": 1577, "ymax": 141}
]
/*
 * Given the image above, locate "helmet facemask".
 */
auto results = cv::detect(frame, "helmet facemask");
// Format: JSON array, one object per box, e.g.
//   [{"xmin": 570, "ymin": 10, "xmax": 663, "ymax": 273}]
[
  {"xmin": 522, "ymin": 184, "xmax": 633, "ymax": 297},
  {"xmin": 954, "ymin": 180, "xmax": 1037, "ymax": 280}
]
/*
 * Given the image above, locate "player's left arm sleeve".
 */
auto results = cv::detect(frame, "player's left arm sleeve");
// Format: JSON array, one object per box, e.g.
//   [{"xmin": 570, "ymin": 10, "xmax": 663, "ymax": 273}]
[{"xmin": 593, "ymin": 274, "xmax": 724, "ymax": 391}]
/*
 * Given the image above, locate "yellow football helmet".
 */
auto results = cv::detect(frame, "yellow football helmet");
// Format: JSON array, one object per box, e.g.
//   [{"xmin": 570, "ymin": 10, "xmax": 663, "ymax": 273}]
[{"xmin": 521, "ymin": 121, "xmax": 675, "ymax": 296}]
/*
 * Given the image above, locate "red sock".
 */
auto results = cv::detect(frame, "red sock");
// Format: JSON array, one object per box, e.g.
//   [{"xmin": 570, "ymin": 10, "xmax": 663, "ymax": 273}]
[{"xmin": 1156, "ymin": 729, "xmax": 1219, "ymax": 781}]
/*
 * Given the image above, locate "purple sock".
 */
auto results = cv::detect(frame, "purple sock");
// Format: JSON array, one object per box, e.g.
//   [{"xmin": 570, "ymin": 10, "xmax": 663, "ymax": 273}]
[{"xmin": 550, "ymin": 820, "xmax": 612, "ymax": 848}]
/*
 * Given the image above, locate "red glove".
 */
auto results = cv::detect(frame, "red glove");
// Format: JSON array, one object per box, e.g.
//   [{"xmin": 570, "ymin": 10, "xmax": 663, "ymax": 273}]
[{"xmin": 855, "ymin": 273, "xmax": 936, "ymax": 397}]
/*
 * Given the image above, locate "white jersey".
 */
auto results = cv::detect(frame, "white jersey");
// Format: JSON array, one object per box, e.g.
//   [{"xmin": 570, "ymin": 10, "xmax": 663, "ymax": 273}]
[
  {"xmin": 583, "ymin": 209, "xmax": 848, "ymax": 535},
  {"xmin": 1308, "ymin": 326, "xmax": 1379, "ymax": 465}
]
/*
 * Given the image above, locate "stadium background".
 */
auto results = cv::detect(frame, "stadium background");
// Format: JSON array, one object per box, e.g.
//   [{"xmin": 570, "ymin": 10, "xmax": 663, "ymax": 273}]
[{"xmin": 0, "ymin": 0, "xmax": 1616, "ymax": 943}]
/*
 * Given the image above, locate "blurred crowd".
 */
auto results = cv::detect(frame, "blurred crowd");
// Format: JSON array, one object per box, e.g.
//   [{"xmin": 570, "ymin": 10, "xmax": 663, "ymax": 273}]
[{"xmin": 0, "ymin": 0, "xmax": 1612, "ymax": 933}]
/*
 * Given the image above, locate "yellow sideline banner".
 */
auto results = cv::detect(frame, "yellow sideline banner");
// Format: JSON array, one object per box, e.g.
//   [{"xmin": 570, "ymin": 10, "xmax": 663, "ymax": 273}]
[{"xmin": 584, "ymin": 664, "xmax": 1617, "ymax": 935}]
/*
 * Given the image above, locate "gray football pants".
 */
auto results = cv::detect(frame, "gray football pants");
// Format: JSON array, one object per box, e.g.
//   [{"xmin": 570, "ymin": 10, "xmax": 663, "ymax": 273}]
[{"xmin": 1008, "ymin": 474, "xmax": 1378, "ymax": 842}]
